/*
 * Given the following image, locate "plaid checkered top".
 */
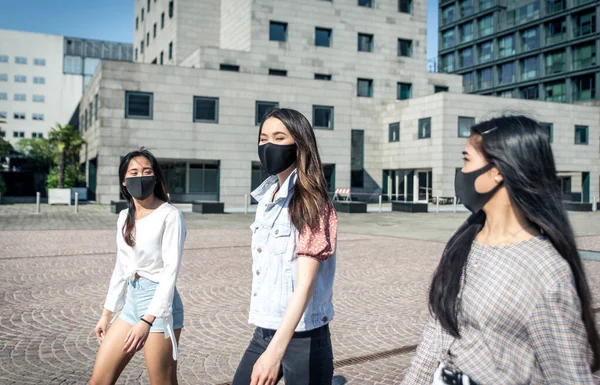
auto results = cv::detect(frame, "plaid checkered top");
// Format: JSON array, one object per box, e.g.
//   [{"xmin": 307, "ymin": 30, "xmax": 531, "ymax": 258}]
[{"xmin": 402, "ymin": 236, "xmax": 595, "ymax": 384}]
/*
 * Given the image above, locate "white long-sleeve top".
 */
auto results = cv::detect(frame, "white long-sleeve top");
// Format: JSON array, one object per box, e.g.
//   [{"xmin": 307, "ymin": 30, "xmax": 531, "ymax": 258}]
[{"xmin": 103, "ymin": 202, "xmax": 186, "ymax": 360}]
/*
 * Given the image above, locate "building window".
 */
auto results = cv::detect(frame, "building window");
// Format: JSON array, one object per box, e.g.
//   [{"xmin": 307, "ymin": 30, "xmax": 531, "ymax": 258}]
[
  {"xmin": 498, "ymin": 34, "xmax": 515, "ymax": 57},
  {"xmin": 521, "ymin": 28, "xmax": 539, "ymax": 51},
  {"xmin": 478, "ymin": 41, "xmax": 493, "ymax": 63},
  {"xmin": 33, "ymin": 95, "xmax": 45, "ymax": 103},
  {"xmin": 547, "ymin": 0, "xmax": 565, "ymax": 14},
  {"xmin": 15, "ymin": 57, "xmax": 27, "ymax": 64},
  {"xmin": 256, "ymin": 101, "xmax": 279, "ymax": 125},
  {"xmin": 146, "ymin": 33, "xmax": 150, "ymax": 46},
  {"xmin": 141, "ymin": 8, "xmax": 144, "ymax": 21},
  {"xmin": 125, "ymin": 91, "xmax": 153, "ymax": 119},
  {"xmin": 574, "ymin": 11, "xmax": 596, "ymax": 38},
  {"xmin": 544, "ymin": 80, "xmax": 566, "ymax": 102},
  {"xmin": 14, "ymin": 94, "xmax": 26, "ymax": 101},
  {"xmin": 441, "ymin": 53, "xmax": 455, "ymax": 72},
  {"xmin": 220, "ymin": 64, "xmax": 240, "ymax": 72},
  {"xmin": 480, "ymin": 0, "xmax": 494, "ymax": 11},
  {"xmin": 435, "ymin": 86, "xmax": 449, "ymax": 93},
  {"xmin": 160, "ymin": 51, "xmax": 164, "ymax": 65},
  {"xmin": 575, "ymin": 125, "xmax": 589, "ymax": 145},
  {"xmin": 358, "ymin": 0, "xmax": 374, "ymax": 8},
  {"xmin": 460, "ymin": 0, "xmax": 473, "ymax": 16},
  {"xmin": 32, "ymin": 113, "xmax": 44, "ymax": 121},
  {"xmin": 573, "ymin": 42, "xmax": 596, "ymax": 70},
  {"xmin": 398, "ymin": 39, "xmax": 412, "ymax": 57},
  {"xmin": 499, "ymin": 62, "xmax": 515, "ymax": 84},
  {"xmin": 358, "ymin": 33, "xmax": 374, "ymax": 52},
  {"xmin": 539, "ymin": 122, "xmax": 553, "ymax": 143},
  {"xmin": 153, "ymin": 23, "xmax": 157, "ymax": 38},
  {"xmin": 147, "ymin": 0, "xmax": 151, "ymax": 12},
  {"xmin": 33, "ymin": 76, "xmax": 45, "ymax": 84},
  {"xmin": 545, "ymin": 18, "xmax": 566, "ymax": 45},
  {"xmin": 520, "ymin": 85, "xmax": 539, "ymax": 100},
  {"xmin": 135, "ymin": 48, "xmax": 138, "ymax": 61},
  {"xmin": 418, "ymin": 118, "xmax": 431, "ymax": 139},
  {"xmin": 315, "ymin": 28, "xmax": 332, "ymax": 47},
  {"xmin": 459, "ymin": 47, "xmax": 473, "ymax": 68},
  {"xmin": 270, "ymin": 21, "xmax": 288, "ymax": 42},
  {"xmin": 13, "ymin": 113, "xmax": 25, "ymax": 120},
  {"xmin": 94, "ymin": 94, "xmax": 99, "ymax": 120},
  {"xmin": 478, "ymin": 15, "xmax": 494, "ymax": 37},
  {"xmin": 442, "ymin": 5, "xmax": 456, "ymax": 25},
  {"xmin": 0, "ymin": 93, "xmax": 6, "ymax": 100},
  {"xmin": 0, "ymin": 74, "xmax": 5, "ymax": 81},
  {"xmin": 389, "ymin": 122, "xmax": 400, "ymax": 142},
  {"xmin": 315, "ymin": 73, "xmax": 332, "ymax": 80},
  {"xmin": 161, "ymin": 13, "xmax": 165, "ymax": 28},
  {"xmin": 458, "ymin": 117, "xmax": 475, "ymax": 137},
  {"xmin": 0, "ymin": 112, "xmax": 5, "ymax": 119},
  {"xmin": 477, "ymin": 67, "xmax": 493, "ymax": 89},
  {"xmin": 269, "ymin": 69, "xmax": 287, "ymax": 76},
  {"xmin": 313, "ymin": 105, "xmax": 334, "ymax": 130},
  {"xmin": 193, "ymin": 96, "xmax": 219, "ymax": 123},
  {"xmin": 441, "ymin": 29, "xmax": 455, "ymax": 50},
  {"xmin": 351, "ymin": 130, "xmax": 365, "ymax": 188},
  {"xmin": 136, "ymin": 17, "xmax": 139, "ymax": 30},
  {"xmin": 169, "ymin": 42, "xmax": 173, "ymax": 59},
  {"xmin": 141, "ymin": 41, "xmax": 145, "ymax": 54},
  {"xmin": 169, "ymin": 1, "xmax": 174, "ymax": 18},
  {"xmin": 399, "ymin": 0, "xmax": 412, "ymax": 13},
  {"xmin": 463, "ymin": 73, "xmax": 474, "ymax": 92},
  {"xmin": 15, "ymin": 75, "xmax": 26, "ymax": 83},
  {"xmin": 521, "ymin": 56, "xmax": 538, "ymax": 81},
  {"xmin": 507, "ymin": 1, "xmax": 540, "ymax": 26},
  {"xmin": 573, "ymin": 74, "xmax": 596, "ymax": 102},
  {"xmin": 460, "ymin": 22, "xmax": 474, "ymax": 43},
  {"xmin": 0, "ymin": 55, "xmax": 7, "ymax": 63},
  {"xmin": 64, "ymin": 55, "xmax": 83, "ymax": 74},
  {"xmin": 33, "ymin": 58, "xmax": 46, "ymax": 66},
  {"xmin": 13, "ymin": 131, "xmax": 25, "ymax": 138},
  {"xmin": 545, "ymin": 50, "xmax": 566, "ymax": 75},
  {"xmin": 397, "ymin": 83, "xmax": 412, "ymax": 100},
  {"xmin": 357, "ymin": 78, "xmax": 373, "ymax": 97}
]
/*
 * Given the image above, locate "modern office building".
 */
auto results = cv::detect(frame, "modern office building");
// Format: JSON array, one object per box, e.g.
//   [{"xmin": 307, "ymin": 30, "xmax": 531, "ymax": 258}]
[
  {"xmin": 438, "ymin": 0, "xmax": 599, "ymax": 103},
  {"xmin": 0, "ymin": 29, "xmax": 132, "ymax": 144},
  {"xmin": 74, "ymin": 0, "xmax": 599, "ymax": 208}
]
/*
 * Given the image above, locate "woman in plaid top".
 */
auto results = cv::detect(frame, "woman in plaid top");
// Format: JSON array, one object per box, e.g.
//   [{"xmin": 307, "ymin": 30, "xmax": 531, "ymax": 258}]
[{"xmin": 403, "ymin": 116, "xmax": 600, "ymax": 384}]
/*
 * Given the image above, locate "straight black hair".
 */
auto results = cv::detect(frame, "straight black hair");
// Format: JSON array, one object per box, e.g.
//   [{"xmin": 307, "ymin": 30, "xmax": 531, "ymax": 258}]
[
  {"xmin": 428, "ymin": 115, "xmax": 600, "ymax": 370},
  {"xmin": 119, "ymin": 148, "xmax": 169, "ymax": 247}
]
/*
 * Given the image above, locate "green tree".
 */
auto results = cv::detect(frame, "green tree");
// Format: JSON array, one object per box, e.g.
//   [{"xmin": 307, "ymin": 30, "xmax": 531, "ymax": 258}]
[
  {"xmin": 0, "ymin": 120, "xmax": 11, "ymax": 158},
  {"xmin": 48, "ymin": 124, "xmax": 84, "ymax": 189},
  {"xmin": 16, "ymin": 138, "xmax": 55, "ymax": 171}
]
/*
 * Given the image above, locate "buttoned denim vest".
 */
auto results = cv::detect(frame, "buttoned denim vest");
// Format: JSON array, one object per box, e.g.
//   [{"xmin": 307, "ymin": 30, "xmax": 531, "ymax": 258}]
[{"xmin": 248, "ymin": 169, "xmax": 336, "ymax": 331}]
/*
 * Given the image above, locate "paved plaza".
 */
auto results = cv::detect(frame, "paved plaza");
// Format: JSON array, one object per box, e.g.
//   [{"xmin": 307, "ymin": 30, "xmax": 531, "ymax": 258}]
[{"xmin": 2, "ymin": 204, "xmax": 600, "ymax": 384}]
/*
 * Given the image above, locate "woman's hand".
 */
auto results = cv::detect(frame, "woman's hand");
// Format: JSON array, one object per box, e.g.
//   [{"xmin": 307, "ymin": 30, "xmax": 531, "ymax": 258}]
[
  {"xmin": 123, "ymin": 321, "xmax": 151, "ymax": 353},
  {"xmin": 250, "ymin": 348, "xmax": 282, "ymax": 385},
  {"xmin": 94, "ymin": 312, "xmax": 112, "ymax": 342}
]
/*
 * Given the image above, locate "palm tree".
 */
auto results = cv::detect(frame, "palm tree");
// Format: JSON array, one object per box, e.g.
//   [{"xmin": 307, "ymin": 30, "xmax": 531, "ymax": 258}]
[{"xmin": 48, "ymin": 124, "xmax": 83, "ymax": 189}]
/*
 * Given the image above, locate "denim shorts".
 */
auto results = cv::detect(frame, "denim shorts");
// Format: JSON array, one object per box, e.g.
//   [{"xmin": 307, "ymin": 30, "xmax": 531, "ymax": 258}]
[{"xmin": 119, "ymin": 276, "xmax": 184, "ymax": 333}]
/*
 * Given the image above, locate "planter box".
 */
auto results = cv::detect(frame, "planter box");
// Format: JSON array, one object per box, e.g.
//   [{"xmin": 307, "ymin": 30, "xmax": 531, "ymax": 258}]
[
  {"xmin": 564, "ymin": 202, "xmax": 593, "ymax": 212},
  {"xmin": 48, "ymin": 188, "xmax": 71, "ymax": 205},
  {"xmin": 192, "ymin": 201, "xmax": 225, "ymax": 214},
  {"xmin": 71, "ymin": 187, "xmax": 88, "ymax": 201},
  {"xmin": 110, "ymin": 200, "xmax": 129, "ymax": 214},
  {"xmin": 333, "ymin": 201, "xmax": 367, "ymax": 214},
  {"xmin": 392, "ymin": 201, "xmax": 428, "ymax": 213}
]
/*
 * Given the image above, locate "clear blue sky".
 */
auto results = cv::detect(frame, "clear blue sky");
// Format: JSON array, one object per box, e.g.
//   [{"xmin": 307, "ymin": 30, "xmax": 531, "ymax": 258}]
[{"xmin": 0, "ymin": 0, "xmax": 438, "ymax": 61}]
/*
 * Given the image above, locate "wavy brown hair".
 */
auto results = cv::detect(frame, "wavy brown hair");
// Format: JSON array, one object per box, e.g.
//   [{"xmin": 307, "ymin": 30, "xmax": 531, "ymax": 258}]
[
  {"xmin": 259, "ymin": 108, "xmax": 333, "ymax": 232},
  {"xmin": 119, "ymin": 148, "xmax": 169, "ymax": 247}
]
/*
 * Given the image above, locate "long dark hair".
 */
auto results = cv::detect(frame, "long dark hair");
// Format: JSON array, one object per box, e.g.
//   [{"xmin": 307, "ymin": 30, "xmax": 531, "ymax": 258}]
[
  {"xmin": 429, "ymin": 115, "xmax": 600, "ymax": 370},
  {"xmin": 119, "ymin": 148, "xmax": 169, "ymax": 247},
  {"xmin": 258, "ymin": 108, "xmax": 333, "ymax": 232}
]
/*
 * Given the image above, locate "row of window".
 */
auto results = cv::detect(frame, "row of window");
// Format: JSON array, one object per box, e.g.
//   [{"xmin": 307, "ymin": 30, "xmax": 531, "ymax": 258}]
[
  {"xmin": 0, "ymin": 131, "xmax": 44, "ymax": 139},
  {"xmin": 123, "ymin": 91, "xmax": 336, "ymax": 129},
  {"xmin": 441, "ymin": 0, "xmax": 495, "ymax": 25},
  {"xmin": 388, "ymin": 116, "xmax": 590, "ymax": 144},
  {"xmin": 136, "ymin": 0, "xmax": 174, "ymax": 29},
  {"xmin": 0, "ymin": 56, "xmax": 46, "ymax": 66},
  {"xmin": 0, "ymin": 111, "xmax": 45, "ymax": 121},
  {"xmin": 441, "ymin": 10, "xmax": 596, "ymax": 51},
  {"xmin": 442, "ymin": 39, "xmax": 595, "ymax": 73},
  {"xmin": 80, "ymin": 94, "xmax": 99, "ymax": 132},
  {"xmin": 357, "ymin": 0, "xmax": 413, "ymax": 12},
  {"xmin": 0, "ymin": 74, "xmax": 46, "ymax": 84},
  {"xmin": 136, "ymin": 41, "xmax": 173, "ymax": 63},
  {"xmin": 0, "ymin": 93, "xmax": 45, "ymax": 102}
]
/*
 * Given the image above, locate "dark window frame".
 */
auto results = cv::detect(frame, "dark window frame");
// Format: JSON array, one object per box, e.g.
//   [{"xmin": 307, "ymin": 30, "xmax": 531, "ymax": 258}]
[
  {"xmin": 540, "ymin": 122, "xmax": 553, "ymax": 143},
  {"xmin": 357, "ymin": 78, "xmax": 374, "ymax": 97},
  {"xmin": 575, "ymin": 125, "xmax": 589, "ymax": 145},
  {"xmin": 193, "ymin": 96, "xmax": 219, "ymax": 123},
  {"xmin": 315, "ymin": 73, "xmax": 332, "ymax": 80},
  {"xmin": 389, "ymin": 122, "xmax": 400, "ymax": 142},
  {"xmin": 256, "ymin": 101, "xmax": 279, "ymax": 125},
  {"xmin": 397, "ymin": 82, "xmax": 412, "ymax": 100},
  {"xmin": 315, "ymin": 27, "xmax": 332, "ymax": 47},
  {"xmin": 269, "ymin": 21, "xmax": 288, "ymax": 42},
  {"xmin": 398, "ymin": 38, "xmax": 412, "ymax": 57},
  {"xmin": 418, "ymin": 117, "xmax": 432, "ymax": 139},
  {"xmin": 312, "ymin": 105, "xmax": 335, "ymax": 130},
  {"xmin": 358, "ymin": 33, "xmax": 374, "ymax": 52},
  {"xmin": 220, "ymin": 64, "xmax": 240, "ymax": 72},
  {"xmin": 268, "ymin": 68, "xmax": 287, "ymax": 76},
  {"xmin": 458, "ymin": 116, "xmax": 475, "ymax": 138},
  {"xmin": 125, "ymin": 91, "xmax": 154, "ymax": 119}
]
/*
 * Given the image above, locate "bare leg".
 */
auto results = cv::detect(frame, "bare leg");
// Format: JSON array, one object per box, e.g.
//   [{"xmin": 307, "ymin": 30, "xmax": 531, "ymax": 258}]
[
  {"xmin": 144, "ymin": 329, "xmax": 182, "ymax": 385},
  {"xmin": 89, "ymin": 318, "xmax": 136, "ymax": 385}
]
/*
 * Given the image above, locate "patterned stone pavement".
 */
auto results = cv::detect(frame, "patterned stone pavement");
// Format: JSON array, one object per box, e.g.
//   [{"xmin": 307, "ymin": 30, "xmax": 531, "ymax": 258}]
[{"xmin": 1, "ymin": 204, "xmax": 600, "ymax": 384}]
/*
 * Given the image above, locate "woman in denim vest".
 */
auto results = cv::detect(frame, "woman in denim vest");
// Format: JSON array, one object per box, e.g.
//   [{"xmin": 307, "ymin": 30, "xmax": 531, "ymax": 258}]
[{"xmin": 232, "ymin": 108, "xmax": 338, "ymax": 385}]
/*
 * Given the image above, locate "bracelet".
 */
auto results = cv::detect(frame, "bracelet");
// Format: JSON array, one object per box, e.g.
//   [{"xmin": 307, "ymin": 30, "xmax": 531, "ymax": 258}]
[{"xmin": 140, "ymin": 317, "xmax": 153, "ymax": 327}]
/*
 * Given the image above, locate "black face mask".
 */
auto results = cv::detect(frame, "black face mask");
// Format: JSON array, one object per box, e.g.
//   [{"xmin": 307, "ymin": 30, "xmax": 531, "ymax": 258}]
[
  {"xmin": 258, "ymin": 142, "xmax": 297, "ymax": 175},
  {"xmin": 455, "ymin": 164, "xmax": 502, "ymax": 213},
  {"xmin": 125, "ymin": 176, "xmax": 156, "ymax": 201}
]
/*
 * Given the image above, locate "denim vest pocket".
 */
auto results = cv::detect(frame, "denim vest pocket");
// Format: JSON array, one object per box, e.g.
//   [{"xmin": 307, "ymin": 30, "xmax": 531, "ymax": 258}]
[{"xmin": 269, "ymin": 224, "xmax": 291, "ymax": 255}]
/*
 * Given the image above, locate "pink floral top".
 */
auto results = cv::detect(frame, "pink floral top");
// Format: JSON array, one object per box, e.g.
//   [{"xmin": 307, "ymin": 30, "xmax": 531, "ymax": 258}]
[{"xmin": 296, "ymin": 206, "xmax": 338, "ymax": 262}]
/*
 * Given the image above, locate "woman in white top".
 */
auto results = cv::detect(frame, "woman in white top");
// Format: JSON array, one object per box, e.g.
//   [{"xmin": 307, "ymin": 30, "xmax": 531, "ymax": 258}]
[{"xmin": 90, "ymin": 149, "xmax": 186, "ymax": 385}]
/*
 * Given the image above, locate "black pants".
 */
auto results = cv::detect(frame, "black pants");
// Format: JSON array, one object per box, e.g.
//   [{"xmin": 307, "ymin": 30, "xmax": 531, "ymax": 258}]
[{"xmin": 232, "ymin": 324, "xmax": 334, "ymax": 385}]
